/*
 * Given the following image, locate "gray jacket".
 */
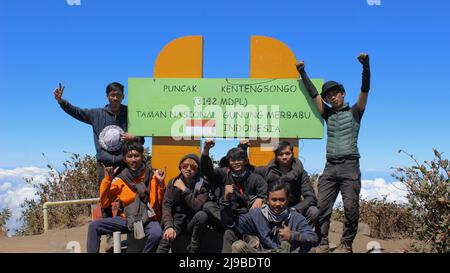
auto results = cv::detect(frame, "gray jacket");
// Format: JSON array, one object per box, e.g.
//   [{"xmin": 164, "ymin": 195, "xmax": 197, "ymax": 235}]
[{"xmin": 59, "ymin": 99, "xmax": 144, "ymax": 164}]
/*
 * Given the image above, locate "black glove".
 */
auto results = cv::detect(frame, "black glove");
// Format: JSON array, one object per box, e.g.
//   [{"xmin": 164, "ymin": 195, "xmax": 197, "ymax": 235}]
[
  {"xmin": 296, "ymin": 61, "xmax": 305, "ymax": 73},
  {"xmin": 297, "ymin": 62, "xmax": 319, "ymax": 99},
  {"xmin": 358, "ymin": 54, "xmax": 371, "ymax": 93}
]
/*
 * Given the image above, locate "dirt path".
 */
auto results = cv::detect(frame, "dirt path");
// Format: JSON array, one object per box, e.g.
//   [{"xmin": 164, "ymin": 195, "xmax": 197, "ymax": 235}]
[{"xmin": 0, "ymin": 221, "xmax": 411, "ymax": 253}]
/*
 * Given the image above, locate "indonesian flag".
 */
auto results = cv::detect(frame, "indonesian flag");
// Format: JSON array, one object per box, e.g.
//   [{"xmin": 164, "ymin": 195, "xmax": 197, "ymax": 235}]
[{"xmin": 185, "ymin": 119, "xmax": 216, "ymax": 136}]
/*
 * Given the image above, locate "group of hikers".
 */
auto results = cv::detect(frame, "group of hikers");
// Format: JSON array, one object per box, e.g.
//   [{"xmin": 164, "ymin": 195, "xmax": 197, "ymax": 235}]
[{"xmin": 53, "ymin": 53, "xmax": 371, "ymax": 253}]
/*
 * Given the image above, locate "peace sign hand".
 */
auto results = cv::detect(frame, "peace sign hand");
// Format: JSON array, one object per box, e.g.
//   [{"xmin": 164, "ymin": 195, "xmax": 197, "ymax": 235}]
[
  {"xmin": 53, "ymin": 83, "xmax": 65, "ymax": 103},
  {"xmin": 154, "ymin": 167, "xmax": 167, "ymax": 185},
  {"xmin": 101, "ymin": 163, "xmax": 120, "ymax": 180}
]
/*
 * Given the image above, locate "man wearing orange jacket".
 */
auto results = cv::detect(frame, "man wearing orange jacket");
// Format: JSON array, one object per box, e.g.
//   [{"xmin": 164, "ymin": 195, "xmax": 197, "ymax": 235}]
[{"xmin": 87, "ymin": 141, "xmax": 166, "ymax": 253}]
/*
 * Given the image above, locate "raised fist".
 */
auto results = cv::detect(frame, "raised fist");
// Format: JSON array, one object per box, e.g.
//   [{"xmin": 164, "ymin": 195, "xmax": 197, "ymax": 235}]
[
  {"xmin": 238, "ymin": 139, "xmax": 250, "ymax": 149},
  {"xmin": 357, "ymin": 53, "xmax": 370, "ymax": 65},
  {"xmin": 204, "ymin": 139, "xmax": 215, "ymax": 150},
  {"xmin": 296, "ymin": 60, "xmax": 305, "ymax": 72}
]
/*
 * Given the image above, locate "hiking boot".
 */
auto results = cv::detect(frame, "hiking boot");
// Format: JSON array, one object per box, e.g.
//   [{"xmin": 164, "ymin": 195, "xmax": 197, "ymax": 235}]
[
  {"xmin": 231, "ymin": 240, "xmax": 247, "ymax": 253},
  {"xmin": 231, "ymin": 240, "xmax": 258, "ymax": 253},
  {"xmin": 333, "ymin": 242, "xmax": 353, "ymax": 253},
  {"xmin": 315, "ymin": 243, "xmax": 330, "ymax": 253},
  {"xmin": 279, "ymin": 240, "xmax": 291, "ymax": 253}
]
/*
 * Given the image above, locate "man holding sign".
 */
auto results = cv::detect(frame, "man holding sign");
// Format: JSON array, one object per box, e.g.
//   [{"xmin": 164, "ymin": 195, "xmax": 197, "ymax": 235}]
[{"xmin": 297, "ymin": 53, "xmax": 371, "ymax": 253}]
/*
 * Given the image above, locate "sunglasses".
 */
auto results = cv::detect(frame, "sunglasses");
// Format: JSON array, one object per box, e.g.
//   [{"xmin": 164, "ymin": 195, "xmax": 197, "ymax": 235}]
[{"xmin": 181, "ymin": 163, "xmax": 198, "ymax": 171}]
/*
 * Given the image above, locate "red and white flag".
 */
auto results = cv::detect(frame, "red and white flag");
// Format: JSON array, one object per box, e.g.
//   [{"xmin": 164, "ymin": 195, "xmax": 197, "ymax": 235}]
[{"xmin": 185, "ymin": 119, "xmax": 216, "ymax": 136}]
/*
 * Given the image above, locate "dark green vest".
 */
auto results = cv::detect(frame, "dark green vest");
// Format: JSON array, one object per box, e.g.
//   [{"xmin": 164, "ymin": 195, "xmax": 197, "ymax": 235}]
[{"xmin": 325, "ymin": 103, "xmax": 361, "ymax": 159}]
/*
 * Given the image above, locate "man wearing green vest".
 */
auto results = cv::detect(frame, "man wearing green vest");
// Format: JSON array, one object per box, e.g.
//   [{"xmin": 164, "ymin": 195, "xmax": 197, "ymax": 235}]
[{"xmin": 296, "ymin": 53, "xmax": 371, "ymax": 253}]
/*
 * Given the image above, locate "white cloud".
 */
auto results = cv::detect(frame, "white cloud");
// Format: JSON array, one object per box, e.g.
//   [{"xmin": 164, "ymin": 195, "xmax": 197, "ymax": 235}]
[
  {"xmin": 0, "ymin": 186, "xmax": 38, "ymax": 236},
  {"xmin": 334, "ymin": 178, "xmax": 407, "ymax": 207},
  {"xmin": 0, "ymin": 182, "xmax": 12, "ymax": 192},
  {"xmin": 361, "ymin": 178, "xmax": 407, "ymax": 203},
  {"xmin": 0, "ymin": 166, "xmax": 49, "ymax": 236},
  {"xmin": 0, "ymin": 166, "xmax": 45, "ymax": 178},
  {"xmin": 0, "ymin": 167, "xmax": 49, "ymax": 184},
  {"xmin": 1, "ymin": 187, "xmax": 37, "ymax": 209}
]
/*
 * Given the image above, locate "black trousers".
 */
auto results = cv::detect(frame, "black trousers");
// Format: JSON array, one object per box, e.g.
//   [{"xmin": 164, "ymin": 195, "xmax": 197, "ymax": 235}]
[
  {"xmin": 156, "ymin": 211, "xmax": 209, "ymax": 253},
  {"xmin": 316, "ymin": 158, "xmax": 361, "ymax": 245},
  {"xmin": 202, "ymin": 201, "xmax": 226, "ymax": 233},
  {"xmin": 298, "ymin": 206, "xmax": 319, "ymax": 227},
  {"xmin": 222, "ymin": 229, "xmax": 249, "ymax": 253}
]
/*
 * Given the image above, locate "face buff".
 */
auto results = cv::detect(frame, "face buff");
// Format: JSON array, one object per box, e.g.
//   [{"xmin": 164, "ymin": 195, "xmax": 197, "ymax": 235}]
[
  {"xmin": 261, "ymin": 203, "xmax": 291, "ymax": 223},
  {"xmin": 231, "ymin": 168, "xmax": 249, "ymax": 184},
  {"xmin": 131, "ymin": 163, "xmax": 145, "ymax": 177},
  {"xmin": 261, "ymin": 203, "xmax": 291, "ymax": 237}
]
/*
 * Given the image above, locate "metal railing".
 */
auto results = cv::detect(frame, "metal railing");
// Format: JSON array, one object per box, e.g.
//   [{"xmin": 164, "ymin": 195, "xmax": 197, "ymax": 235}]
[{"xmin": 43, "ymin": 198, "xmax": 100, "ymax": 233}]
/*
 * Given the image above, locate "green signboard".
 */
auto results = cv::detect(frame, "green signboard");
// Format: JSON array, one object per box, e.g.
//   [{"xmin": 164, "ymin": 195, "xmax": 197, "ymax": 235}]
[{"xmin": 128, "ymin": 78, "xmax": 323, "ymax": 139}]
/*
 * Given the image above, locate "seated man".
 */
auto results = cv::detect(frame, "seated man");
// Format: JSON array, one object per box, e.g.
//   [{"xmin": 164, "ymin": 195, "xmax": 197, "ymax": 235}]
[
  {"xmin": 201, "ymin": 140, "xmax": 267, "ymax": 235},
  {"xmin": 250, "ymin": 140, "xmax": 319, "ymax": 227},
  {"xmin": 157, "ymin": 154, "xmax": 209, "ymax": 253},
  {"xmin": 86, "ymin": 141, "xmax": 165, "ymax": 253},
  {"xmin": 221, "ymin": 180, "xmax": 319, "ymax": 253}
]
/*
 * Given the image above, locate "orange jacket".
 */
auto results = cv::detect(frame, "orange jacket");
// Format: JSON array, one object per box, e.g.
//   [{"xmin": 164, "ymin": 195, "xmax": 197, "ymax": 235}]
[{"xmin": 100, "ymin": 169, "xmax": 165, "ymax": 221}]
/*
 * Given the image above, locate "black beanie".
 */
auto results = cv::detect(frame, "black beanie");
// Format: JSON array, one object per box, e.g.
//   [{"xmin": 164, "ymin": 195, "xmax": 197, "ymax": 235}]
[{"xmin": 178, "ymin": 154, "xmax": 200, "ymax": 170}]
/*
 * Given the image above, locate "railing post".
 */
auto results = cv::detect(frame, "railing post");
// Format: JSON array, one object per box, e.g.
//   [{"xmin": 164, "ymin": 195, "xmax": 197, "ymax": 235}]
[
  {"xmin": 43, "ymin": 203, "xmax": 49, "ymax": 233},
  {"xmin": 113, "ymin": 231, "xmax": 121, "ymax": 253},
  {"xmin": 42, "ymin": 198, "xmax": 100, "ymax": 233}
]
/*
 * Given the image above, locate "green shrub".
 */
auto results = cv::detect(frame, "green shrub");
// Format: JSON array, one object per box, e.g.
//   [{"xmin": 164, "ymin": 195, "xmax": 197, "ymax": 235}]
[
  {"xmin": 0, "ymin": 208, "xmax": 12, "ymax": 237},
  {"xmin": 332, "ymin": 197, "xmax": 414, "ymax": 239},
  {"xmin": 393, "ymin": 149, "xmax": 449, "ymax": 253},
  {"xmin": 17, "ymin": 153, "xmax": 98, "ymax": 235}
]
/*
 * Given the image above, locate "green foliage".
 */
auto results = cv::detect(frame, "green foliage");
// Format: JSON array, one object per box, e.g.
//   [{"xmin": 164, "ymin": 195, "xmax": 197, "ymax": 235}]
[
  {"xmin": 143, "ymin": 147, "xmax": 152, "ymax": 165},
  {"xmin": 17, "ymin": 153, "xmax": 98, "ymax": 235},
  {"xmin": 393, "ymin": 149, "xmax": 449, "ymax": 253},
  {"xmin": 332, "ymin": 197, "xmax": 414, "ymax": 240},
  {"xmin": 0, "ymin": 208, "xmax": 12, "ymax": 236}
]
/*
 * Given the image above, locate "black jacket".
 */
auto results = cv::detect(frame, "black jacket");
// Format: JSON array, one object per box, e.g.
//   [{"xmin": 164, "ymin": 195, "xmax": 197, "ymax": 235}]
[
  {"xmin": 200, "ymin": 154, "xmax": 267, "ymax": 215},
  {"xmin": 161, "ymin": 173, "xmax": 209, "ymax": 230},
  {"xmin": 255, "ymin": 158, "xmax": 317, "ymax": 213}
]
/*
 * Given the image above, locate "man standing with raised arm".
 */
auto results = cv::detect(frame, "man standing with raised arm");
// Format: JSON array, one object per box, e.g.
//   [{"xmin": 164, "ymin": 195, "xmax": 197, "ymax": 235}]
[
  {"xmin": 296, "ymin": 53, "xmax": 371, "ymax": 253},
  {"xmin": 54, "ymin": 82, "xmax": 145, "ymax": 251}
]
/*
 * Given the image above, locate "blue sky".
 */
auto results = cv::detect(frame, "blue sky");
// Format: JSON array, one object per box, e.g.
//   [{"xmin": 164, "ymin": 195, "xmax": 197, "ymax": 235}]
[
  {"xmin": 2, "ymin": 0, "xmax": 449, "ymax": 235},
  {"xmin": 1, "ymin": 0, "xmax": 449, "ymax": 177}
]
